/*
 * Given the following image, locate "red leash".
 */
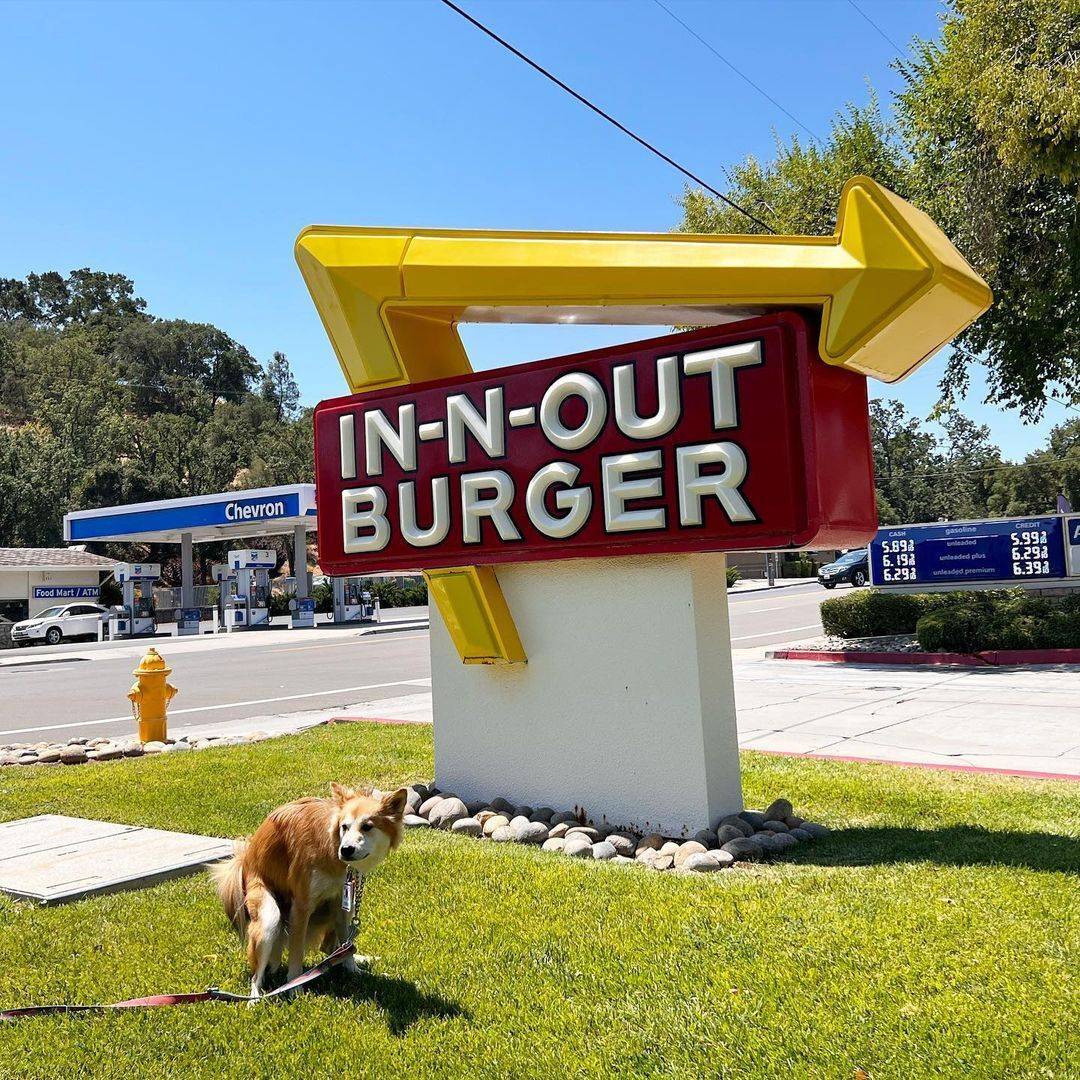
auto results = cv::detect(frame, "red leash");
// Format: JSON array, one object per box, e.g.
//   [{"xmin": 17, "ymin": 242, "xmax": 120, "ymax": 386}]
[{"xmin": 0, "ymin": 940, "xmax": 358, "ymax": 1021}]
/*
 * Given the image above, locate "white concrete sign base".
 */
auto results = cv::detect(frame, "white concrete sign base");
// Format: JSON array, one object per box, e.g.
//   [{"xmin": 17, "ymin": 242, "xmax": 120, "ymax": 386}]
[{"xmin": 431, "ymin": 552, "xmax": 743, "ymax": 837}]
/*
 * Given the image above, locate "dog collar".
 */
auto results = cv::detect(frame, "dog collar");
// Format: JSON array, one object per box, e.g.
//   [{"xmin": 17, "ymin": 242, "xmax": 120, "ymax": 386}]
[{"xmin": 342, "ymin": 868, "xmax": 366, "ymax": 924}]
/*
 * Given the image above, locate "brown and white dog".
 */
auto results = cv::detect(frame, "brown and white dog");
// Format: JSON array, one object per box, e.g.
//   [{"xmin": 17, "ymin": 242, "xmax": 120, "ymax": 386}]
[{"xmin": 214, "ymin": 783, "xmax": 407, "ymax": 996}]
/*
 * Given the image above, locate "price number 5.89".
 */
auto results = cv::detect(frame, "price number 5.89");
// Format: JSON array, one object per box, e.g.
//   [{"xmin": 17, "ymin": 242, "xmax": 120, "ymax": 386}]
[{"xmin": 880, "ymin": 537, "xmax": 916, "ymax": 583}]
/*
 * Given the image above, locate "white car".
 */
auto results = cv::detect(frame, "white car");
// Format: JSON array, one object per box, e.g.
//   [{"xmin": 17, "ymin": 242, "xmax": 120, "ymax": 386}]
[{"xmin": 11, "ymin": 603, "xmax": 108, "ymax": 647}]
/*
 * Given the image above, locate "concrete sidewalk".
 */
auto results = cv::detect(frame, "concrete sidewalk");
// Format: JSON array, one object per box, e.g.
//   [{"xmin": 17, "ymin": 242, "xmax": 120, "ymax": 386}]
[
  {"xmin": 732, "ymin": 657, "xmax": 1080, "ymax": 778},
  {"xmin": 314, "ymin": 661, "xmax": 1079, "ymax": 780},
  {"xmin": 30, "ymin": 658, "xmax": 1073, "ymax": 781},
  {"xmin": 728, "ymin": 577, "xmax": 814, "ymax": 594},
  {"xmin": 164, "ymin": 689, "xmax": 434, "ymax": 745}
]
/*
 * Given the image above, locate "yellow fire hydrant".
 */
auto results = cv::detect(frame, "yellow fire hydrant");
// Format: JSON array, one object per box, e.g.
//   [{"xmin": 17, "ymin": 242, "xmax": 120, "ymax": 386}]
[{"xmin": 127, "ymin": 647, "xmax": 178, "ymax": 744}]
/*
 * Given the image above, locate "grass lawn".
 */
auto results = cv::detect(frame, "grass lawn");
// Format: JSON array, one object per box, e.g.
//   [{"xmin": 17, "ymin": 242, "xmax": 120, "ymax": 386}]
[{"xmin": 0, "ymin": 723, "xmax": 1076, "ymax": 1079}]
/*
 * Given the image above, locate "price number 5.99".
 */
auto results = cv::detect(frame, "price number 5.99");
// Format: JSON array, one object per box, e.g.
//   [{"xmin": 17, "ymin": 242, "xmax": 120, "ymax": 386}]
[{"xmin": 1010, "ymin": 529, "xmax": 1050, "ymax": 576}]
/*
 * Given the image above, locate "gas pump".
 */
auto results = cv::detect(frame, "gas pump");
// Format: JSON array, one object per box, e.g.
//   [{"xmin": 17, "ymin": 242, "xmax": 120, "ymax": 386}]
[
  {"xmin": 332, "ymin": 577, "xmax": 380, "ymax": 624},
  {"xmin": 223, "ymin": 549, "xmax": 275, "ymax": 630},
  {"xmin": 211, "ymin": 563, "xmax": 237, "ymax": 632},
  {"xmin": 109, "ymin": 563, "xmax": 160, "ymax": 638},
  {"xmin": 289, "ymin": 594, "xmax": 316, "ymax": 629}
]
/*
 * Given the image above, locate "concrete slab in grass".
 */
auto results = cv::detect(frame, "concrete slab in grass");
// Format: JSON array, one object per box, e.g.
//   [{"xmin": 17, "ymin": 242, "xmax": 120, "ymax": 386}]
[{"xmin": 0, "ymin": 815, "xmax": 232, "ymax": 905}]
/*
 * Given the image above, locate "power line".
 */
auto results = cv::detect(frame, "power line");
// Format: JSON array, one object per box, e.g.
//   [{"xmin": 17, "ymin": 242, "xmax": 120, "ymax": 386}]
[
  {"xmin": 437, "ymin": 0, "xmax": 776, "ymax": 233},
  {"xmin": 4, "ymin": 367, "xmax": 310, "ymax": 404},
  {"xmin": 845, "ymin": 0, "xmax": 906, "ymax": 55},
  {"xmin": 1, "ymin": 380, "xmax": 318, "ymax": 419},
  {"xmin": 876, "ymin": 459, "xmax": 1074, "ymax": 483},
  {"xmin": 1050, "ymin": 393, "xmax": 1080, "ymax": 416},
  {"xmin": 117, "ymin": 379, "xmax": 315, "ymax": 407},
  {"xmin": 650, "ymin": 0, "xmax": 822, "ymax": 146}
]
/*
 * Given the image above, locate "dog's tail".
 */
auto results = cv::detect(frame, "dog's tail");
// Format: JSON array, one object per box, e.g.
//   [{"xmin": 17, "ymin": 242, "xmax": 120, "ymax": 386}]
[{"xmin": 211, "ymin": 840, "xmax": 249, "ymax": 936}]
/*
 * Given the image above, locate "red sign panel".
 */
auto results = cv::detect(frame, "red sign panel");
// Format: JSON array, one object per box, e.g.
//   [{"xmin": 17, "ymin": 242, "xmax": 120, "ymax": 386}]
[{"xmin": 314, "ymin": 311, "xmax": 877, "ymax": 575}]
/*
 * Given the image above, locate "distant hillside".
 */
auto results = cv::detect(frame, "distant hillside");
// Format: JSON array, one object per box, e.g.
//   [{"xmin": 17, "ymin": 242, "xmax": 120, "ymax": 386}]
[{"xmin": 0, "ymin": 269, "xmax": 314, "ymax": 577}]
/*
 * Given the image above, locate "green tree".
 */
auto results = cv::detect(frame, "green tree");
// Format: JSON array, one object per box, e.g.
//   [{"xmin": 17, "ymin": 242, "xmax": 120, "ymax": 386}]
[
  {"xmin": 935, "ymin": 409, "xmax": 1005, "ymax": 519},
  {"xmin": 678, "ymin": 0, "xmax": 1079, "ymax": 417},
  {"xmin": 0, "ymin": 426, "xmax": 67, "ymax": 546},
  {"xmin": 0, "ymin": 268, "xmax": 146, "ymax": 328},
  {"xmin": 869, "ymin": 399, "xmax": 1003, "ymax": 523},
  {"xmin": 680, "ymin": 97, "xmax": 907, "ymax": 238},
  {"xmin": 0, "ymin": 269, "xmax": 316, "ymax": 549},
  {"xmin": 896, "ymin": 0, "xmax": 1080, "ymax": 416},
  {"xmin": 111, "ymin": 318, "xmax": 260, "ymax": 418},
  {"xmin": 260, "ymin": 351, "xmax": 301, "ymax": 421},
  {"xmin": 870, "ymin": 399, "xmax": 944, "ymax": 523},
  {"xmin": 988, "ymin": 417, "xmax": 1080, "ymax": 514}
]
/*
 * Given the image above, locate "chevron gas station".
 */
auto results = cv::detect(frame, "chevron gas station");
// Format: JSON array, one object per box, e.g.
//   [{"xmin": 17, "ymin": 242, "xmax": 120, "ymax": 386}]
[{"xmin": 63, "ymin": 484, "xmax": 319, "ymax": 636}]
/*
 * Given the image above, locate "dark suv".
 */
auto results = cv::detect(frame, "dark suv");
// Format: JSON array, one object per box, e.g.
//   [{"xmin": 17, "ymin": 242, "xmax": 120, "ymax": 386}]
[{"xmin": 817, "ymin": 548, "xmax": 869, "ymax": 589}]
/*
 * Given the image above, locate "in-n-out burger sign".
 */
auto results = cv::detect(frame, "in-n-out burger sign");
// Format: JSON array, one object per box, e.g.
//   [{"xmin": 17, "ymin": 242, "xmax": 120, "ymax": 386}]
[{"xmin": 314, "ymin": 312, "xmax": 878, "ymax": 575}]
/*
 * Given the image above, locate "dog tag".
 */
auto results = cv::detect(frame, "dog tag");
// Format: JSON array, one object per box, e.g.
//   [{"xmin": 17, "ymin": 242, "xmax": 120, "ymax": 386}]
[{"xmin": 342, "ymin": 874, "xmax": 356, "ymax": 913}]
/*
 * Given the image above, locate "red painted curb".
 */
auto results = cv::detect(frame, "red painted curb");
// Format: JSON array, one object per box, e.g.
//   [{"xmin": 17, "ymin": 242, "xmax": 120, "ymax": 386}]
[
  {"xmin": 767, "ymin": 647, "xmax": 1080, "ymax": 667},
  {"xmin": 753, "ymin": 748, "xmax": 1078, "ymax": 782},
  {"xmin": 766, "ymin": 649, "xmax": 984, "ymax": 666},
  {"xmin": 979, "ymin": 648, "xmax": 1080, "ymax": 665}
]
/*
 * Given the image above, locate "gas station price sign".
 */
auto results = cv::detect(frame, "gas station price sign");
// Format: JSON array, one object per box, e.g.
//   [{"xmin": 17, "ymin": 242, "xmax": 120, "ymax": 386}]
[
  {"xmin": 870, "ymin": 516, "xmax": 1067, "ymax": 587},
  {"xmin": 314, "ymin": 312, "xmax": 878, "ymax": 575}
]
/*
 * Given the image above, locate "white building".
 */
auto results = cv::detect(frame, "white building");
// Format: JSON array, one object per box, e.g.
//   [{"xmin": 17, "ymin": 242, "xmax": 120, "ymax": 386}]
[{"xmin": 0, "ymin": 547, "xmax": 120, "ymax": 622}]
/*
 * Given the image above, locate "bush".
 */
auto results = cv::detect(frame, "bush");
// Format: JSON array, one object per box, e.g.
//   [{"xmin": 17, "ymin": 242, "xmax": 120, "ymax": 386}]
[
  {"xmin": 781, "ymin": 557, "xmax": 817, "ymax": 578},
  {"xmin": 1038, "ymin": 611, "xmax": 1080, "ymax": 649},
  {"xmin": 268, "ymin": 590, "xmax": 293, "ymax": 617},
  {"xmin": 990, "ymin": 614, "xmax": 1042, "ymax": 652},
  {"xmin": 400, "ymin": 580, "xmax": 428, "ymax": 606},
  {"xmin": 820, "ymin": 590, "xmax": 950, "ymax": 637},
  {"xmin": 312, "ymin": 581, "xmax": 334, "ymax": 614},
  {"xmin": 915, "ymin": 608, "xmax": 982, "ymax": 652},
  {"xmin": 824, "ymin": 586, "xmax": 1080, "ymax": 652},
  {"xmin": 726, "ymin": 564, "xmax": 741, "ymax": 588},
  {"xmin": 307, "ymin": 578, "xmax": 428, "ymax": 614},
  {"xmin": 371, "ymin": 580, "xmax": 403, "ymax": 608}
]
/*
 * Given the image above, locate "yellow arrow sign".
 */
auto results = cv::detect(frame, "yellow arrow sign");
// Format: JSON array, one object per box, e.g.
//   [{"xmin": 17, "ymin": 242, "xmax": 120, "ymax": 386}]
[
  {"xmin": 296, "ymin": 175, "xmax": 991, "ymax": 392},
  {"xmin": 296, "ymin": 175, "xmax": 990, "ymax": 663}
]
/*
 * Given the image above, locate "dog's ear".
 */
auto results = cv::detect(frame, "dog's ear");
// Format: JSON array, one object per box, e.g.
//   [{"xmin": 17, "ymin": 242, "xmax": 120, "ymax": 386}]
[
  {"xmin": 380, "ymin": 787, "xmax": 408, "ymax": 819},
  {"xmin": 330, "ymin": 782, "xmax": 353, "ymax": 802}
]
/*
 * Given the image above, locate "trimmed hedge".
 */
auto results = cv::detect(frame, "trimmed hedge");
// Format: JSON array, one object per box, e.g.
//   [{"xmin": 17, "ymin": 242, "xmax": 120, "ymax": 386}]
[
  {"xmin": 914, "ymin": 608, "xmax": 982, "ymax": 653},
  {"xmin": 820, "ymin": 590, "xmax": 952, "ymax": 638},
  {"xmin": 917, "ymin": 591, "xmax": 1080, "ymax": 652},
  {"xmin": 822, "ymin": 587, "xmax": 1080, "ymax": 652}
]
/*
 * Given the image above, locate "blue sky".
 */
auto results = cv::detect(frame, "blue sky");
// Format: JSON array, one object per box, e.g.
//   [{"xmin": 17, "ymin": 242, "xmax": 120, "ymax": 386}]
[{"xmin": 1, "ymin": 0, "xmax": 1067, "ymax": 457}]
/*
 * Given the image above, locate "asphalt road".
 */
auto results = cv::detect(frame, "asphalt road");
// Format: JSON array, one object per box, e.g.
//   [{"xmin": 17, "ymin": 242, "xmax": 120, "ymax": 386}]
[
  {"xmin": 0, "ymin": 581, "xmax": 836, "ymax": 744},
  {"xmin": 726, "ymin": 580, "xmax": 830, "ymax": 647},
  {"xmin": 0, "ymin": 629, "xmax": 433, "ymax": 745}
]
